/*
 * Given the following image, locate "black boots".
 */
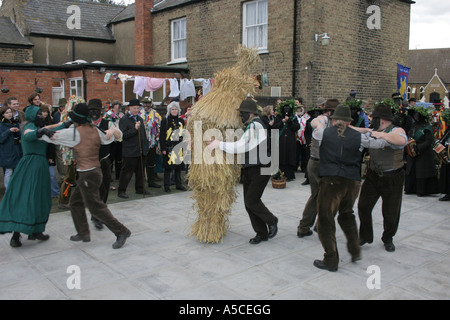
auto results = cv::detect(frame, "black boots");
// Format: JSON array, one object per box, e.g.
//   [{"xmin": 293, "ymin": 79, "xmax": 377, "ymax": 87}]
[
  {"xmin": 28, "ymin": 232, "xmax": 50, "ymax": 241},
  {"xmin": 10, "ymin": 232, "xmax": 50, "ymax": 247},
  {"xmin": 10, "ymin": 232, "xmax": 22, "ymax": 248}
]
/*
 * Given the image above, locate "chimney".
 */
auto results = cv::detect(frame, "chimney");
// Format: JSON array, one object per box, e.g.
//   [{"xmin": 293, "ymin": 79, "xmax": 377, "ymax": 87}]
[{"xmin": 135, "ymin": 0, "xmax": 154, "ymax": 65}]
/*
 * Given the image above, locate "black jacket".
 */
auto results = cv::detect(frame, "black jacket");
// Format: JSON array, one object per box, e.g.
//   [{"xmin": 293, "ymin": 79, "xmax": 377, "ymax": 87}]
[
  {"xmin": 272, "ymin": 114, "xmax": 300, "ymax": 166},
  {"xmin": 119, "ymin": 113, "xmax": 149, "ymax": 157}
]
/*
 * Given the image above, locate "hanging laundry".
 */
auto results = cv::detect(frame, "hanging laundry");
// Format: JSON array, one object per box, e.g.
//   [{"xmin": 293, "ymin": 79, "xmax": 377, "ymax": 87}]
[
  {"xmin": 146, "ymin": 77, "xmax": 166, "ymax": 92},
  {"xmin": 133, "ymin": 76, "xmax": 146, "ymax": 97},
  {"xmin": 118, "ymin": 73, "xmax": 130, "ymax": 83},
  {"xmin": 169, "ymin": 78, "xmax": 180, "ymax": 97},
  {"xmin": 179, "ymin": 78, "xmax": 196, "ymax": 101},
  {"xmin": 202, "ymin": 79, "xmax": 212, "ymax": 95},
  {"xmin": 104, "ymin": 73, "xmax": 111, "ymax": 83}
]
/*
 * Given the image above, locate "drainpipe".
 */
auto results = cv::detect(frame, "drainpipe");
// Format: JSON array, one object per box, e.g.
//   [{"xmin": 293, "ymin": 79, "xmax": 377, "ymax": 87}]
[
  {"xmin": 72, "ymin": 38, "xmax": 76, "ymax": 61},
  {"xmin": 81, "ymin": 64, "xmax": 87, "ymax": 101},
  {"xmin": 292, "ymin": 0, "xmax": 298, "ymax": 97}
]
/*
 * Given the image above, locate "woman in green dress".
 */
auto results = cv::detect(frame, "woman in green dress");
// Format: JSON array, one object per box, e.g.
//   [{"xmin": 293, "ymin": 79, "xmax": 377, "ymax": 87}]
[{"xmin": 0, "ymin": 105, "xmax": 56, "ymax": 247}]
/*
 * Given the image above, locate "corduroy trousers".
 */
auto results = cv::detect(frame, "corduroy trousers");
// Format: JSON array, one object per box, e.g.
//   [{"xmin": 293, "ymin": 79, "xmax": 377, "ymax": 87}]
[
  {"xmin": 358, "ymin": 168, "xmax": 404, "ymax": 244},
  {"xmin": 70, "ymin": 168, "xmax": 128, "ymax": 237},
  {"xmin": 317, "ymin": 176, "xmax": 361, "ymax": 269}
]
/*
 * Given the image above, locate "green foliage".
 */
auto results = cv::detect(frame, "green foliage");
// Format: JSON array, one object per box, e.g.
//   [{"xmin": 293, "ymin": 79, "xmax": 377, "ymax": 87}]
[
  {"xmin": 441, "ymin": 108, "xmax": 450, "ymax": 123},
  {"xmin": 276, "ymin": 99, "xmax": 299, "ymax": 115},
  {"xmin": 344, "ymin": 99, "xmax": 363, "ymax": 110},
  {"xmin": 410, "ymin": 105, "xmax": 433, "ymax": 122},
  {"xmin": 375, "ymin": 98, "xmax": 397, "ymax": 111}
]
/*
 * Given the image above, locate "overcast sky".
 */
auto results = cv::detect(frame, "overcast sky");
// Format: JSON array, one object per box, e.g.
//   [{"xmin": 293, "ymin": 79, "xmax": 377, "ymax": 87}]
[{"xmin": 410, "ymin": 0, "xmax": 450, "ymax": 49}]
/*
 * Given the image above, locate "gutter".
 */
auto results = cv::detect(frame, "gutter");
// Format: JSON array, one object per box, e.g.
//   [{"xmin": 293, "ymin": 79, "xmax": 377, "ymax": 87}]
[{"xmin": 0, "ymin": 62, "xmax": 190, "ymax": 75}]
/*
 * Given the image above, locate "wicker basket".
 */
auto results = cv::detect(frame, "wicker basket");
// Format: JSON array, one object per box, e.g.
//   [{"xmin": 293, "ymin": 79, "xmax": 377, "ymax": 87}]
[{"xmin": 271, "ymin": 177, "xmax": 287, "ymax": 189}]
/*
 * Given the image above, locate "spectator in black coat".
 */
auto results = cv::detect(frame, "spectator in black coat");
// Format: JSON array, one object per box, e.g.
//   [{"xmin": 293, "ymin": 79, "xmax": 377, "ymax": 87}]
[{"xmin": 117, "ymin": 99, "xmax": 150, "ymax": 199}]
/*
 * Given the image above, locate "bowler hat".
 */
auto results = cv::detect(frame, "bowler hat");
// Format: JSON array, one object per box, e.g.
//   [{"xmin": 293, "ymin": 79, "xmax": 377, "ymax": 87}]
[
  {"xmin": 87, "ymin": 98, "xmax": 102, "ymax": 110},
  {"xmin": 128, "ymin": 99, "xmax": 142, "ymax": 107},
  {"xmin": 392, "ymin": 92, "xmax": 402, "ymax": 100},
  {"xmin": 330, "ymin": 105, "xmax": 353, "ymax": 122},
  {"xmin": 372, "ymin": 104, "xmax": 394, "ymax": 121},
  {"xmin": 69, "ymin": 103, "xmax": 90, "ymax": 124},
  {"xmin": 238, "ymin": 99, "xmax": 259, "ymax": 114}
]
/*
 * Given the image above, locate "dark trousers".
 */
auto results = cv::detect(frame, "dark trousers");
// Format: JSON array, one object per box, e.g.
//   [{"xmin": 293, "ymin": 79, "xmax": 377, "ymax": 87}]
[
  {"xmin": 317, "ymin": 176, "xmax": 361, "ymax": 268},
  {"xmin": 145, "ymin": 146, "xmax": 158, "ymax": 183},
  {"xmin": 242, "ymin": 166, "xmax": 277, "ymax": 238},
  {"xmin": 109, "ymin": 141, "xmax": 122, "ymax": 180},
  {"xmin": 70, "ymin": 168, "xmax": 128, "ymax": 237},
  {"xmin": 99, "ymin": 157, "xmax": 111, "ymax": 203},
  {"xmin": 164, "ymin": 166, "xmax": 182, "ymax": 188},
  {"xmin": 358, "ymin": 168, "xmax": 404, "ymax": 244},
  {"xmin": 298, "ymin": 158, "xmax": 320, "ymax": 233},
  {"xmin": 118, "ymin": 156, "xmax": 146, "ymax": 194}
]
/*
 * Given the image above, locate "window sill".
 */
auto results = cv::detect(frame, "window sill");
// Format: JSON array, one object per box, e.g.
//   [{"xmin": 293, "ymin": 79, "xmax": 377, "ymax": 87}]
[{"xmin": 167, "ymin": 59, "xmax": 187, "ymax": 65}]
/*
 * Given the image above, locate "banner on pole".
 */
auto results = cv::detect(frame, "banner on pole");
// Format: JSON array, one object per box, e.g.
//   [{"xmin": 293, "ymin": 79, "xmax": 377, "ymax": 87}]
[{"xmin": 397, "ymin": 63, "xmax": 410, "ymax": 100}]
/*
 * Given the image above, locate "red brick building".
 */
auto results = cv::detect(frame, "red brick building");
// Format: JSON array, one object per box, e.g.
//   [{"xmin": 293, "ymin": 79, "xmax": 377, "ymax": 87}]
[{"xmin": 0, "ymin": 0, "xmax": 188, "ymax": 109}]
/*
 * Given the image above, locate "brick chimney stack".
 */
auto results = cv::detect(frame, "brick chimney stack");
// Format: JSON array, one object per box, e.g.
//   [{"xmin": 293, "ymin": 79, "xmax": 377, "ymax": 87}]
[{"xmin": 135, "ymin": 0, "xmax": 154, "ymax": 65}]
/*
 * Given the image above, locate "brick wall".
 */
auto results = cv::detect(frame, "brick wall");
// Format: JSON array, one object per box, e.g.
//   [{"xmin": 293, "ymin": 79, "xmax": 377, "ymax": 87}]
[
  {"xmin": 0, "ymin": 47, "xmax": 33, "ymax": 64},
  {"xmin": 296, "ymin": 0, "xmax": 411, "ymax": 106},
  {"xmin": 149, "ymin": 0, "xmax": 411, "ymax": 107},
  {"xmin": 135, "ymin": 0, "xmax": 154, "ymax": 65},
  {"xmin": 0, "ymin": 67, "xmax": 181, "ymax": 110}
]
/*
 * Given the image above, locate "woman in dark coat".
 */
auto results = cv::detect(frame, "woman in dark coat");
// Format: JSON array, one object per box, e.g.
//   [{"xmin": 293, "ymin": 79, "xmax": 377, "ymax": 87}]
[
  {"xmin": 160, "ymin": 101, "xmax": 187, "ymax": 192},
  {"xmin": 0, "ymin": 106, "xmax": 23, "ymax": 189},
  {"xmin": 272, "ymin": 99, "xmax": 300, "ymax": 181},
  {"xmin": 438, "ymin": 116, "xmax": 450, "ymax": 201},
  {"xmin": 404, "ymin": 107, "xmax": 439, "ymax": 196}
]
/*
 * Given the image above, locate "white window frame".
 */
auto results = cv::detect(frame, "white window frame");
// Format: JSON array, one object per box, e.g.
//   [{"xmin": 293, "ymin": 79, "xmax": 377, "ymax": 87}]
[
  {"xmin": 69, "ymin": 77, "xmax": 83, "ymax": 98},
  {"xmin": 243, "ymin": 0, "xmax": 268, "ymax": 54},
  {"xmin": 170, "ymin": 17, "xmax": 187, "ymax": 63},
  {"xmin": 52, "ymin": 79, "xmax": 65, "ymax": 106}
]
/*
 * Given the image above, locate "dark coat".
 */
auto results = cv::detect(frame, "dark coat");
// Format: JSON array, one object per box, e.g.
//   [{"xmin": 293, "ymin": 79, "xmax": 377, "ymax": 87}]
[
  {"xmin": 0, "ymin": 119, "xmax": 22, "ymax": 168},
  {"xmin": 406, "ymin": 124, "xmax": 437, "ymax": 179},
  {"xmin": 438, "ymin": 127, "xmax": 450, "ymax": 194},
  {"xmin": 272, "ymin": 114, "xmax": 300, "ymax": 167},
  {"xmin": 119, "ymin": 113, "xmax": 149, "ymax": 158}
]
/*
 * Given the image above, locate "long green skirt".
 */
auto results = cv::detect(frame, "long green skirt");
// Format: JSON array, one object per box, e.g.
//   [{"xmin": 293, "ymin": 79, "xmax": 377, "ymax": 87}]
[{"xmin": 0, "ymin": 153, "xmax": 52, "ymax": 235}]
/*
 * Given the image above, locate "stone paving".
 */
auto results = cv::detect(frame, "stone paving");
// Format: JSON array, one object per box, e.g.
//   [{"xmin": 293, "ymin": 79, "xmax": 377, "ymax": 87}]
[{"xmin": 1, "ymin": 177, "xmax": 450, "ymax": 300}]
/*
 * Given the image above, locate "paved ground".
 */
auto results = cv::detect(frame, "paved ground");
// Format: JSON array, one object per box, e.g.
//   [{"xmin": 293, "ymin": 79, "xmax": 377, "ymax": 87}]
[{"xmin": 1, "ymin": 172, "xmax": 450, "ymax": 300}]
